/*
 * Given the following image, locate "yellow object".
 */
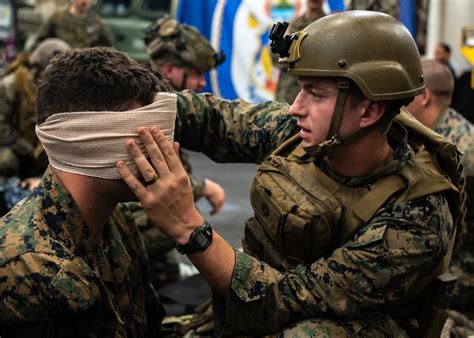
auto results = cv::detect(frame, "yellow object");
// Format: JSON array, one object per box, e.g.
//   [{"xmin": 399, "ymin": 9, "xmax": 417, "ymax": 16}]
[{"xmin": 460, "ymin": 26, "xmax": 474, "ymax": 88}]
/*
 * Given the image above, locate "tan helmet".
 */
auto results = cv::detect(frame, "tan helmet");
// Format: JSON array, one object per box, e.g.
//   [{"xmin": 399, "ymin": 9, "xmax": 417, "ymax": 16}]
[
  {"xmin": 144, "ymin": 16, "xmax": 225, "ymax": 72},
  {"xmin": 270, "ymin": 10, "xmax": 424, "ymax": 156},
  {"xmin": 275, "ymin": 10, "xmax": 424, "ymax": 101}
]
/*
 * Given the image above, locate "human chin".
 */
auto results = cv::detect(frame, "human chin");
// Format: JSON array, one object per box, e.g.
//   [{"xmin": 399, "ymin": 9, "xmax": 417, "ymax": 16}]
[{"xmin": 298, "ymin": 128, "xmax": 316, "ymax": 146}]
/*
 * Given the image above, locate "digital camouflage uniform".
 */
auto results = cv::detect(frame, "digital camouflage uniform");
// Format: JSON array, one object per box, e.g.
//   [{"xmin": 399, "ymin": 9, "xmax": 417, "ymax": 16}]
[
  {"xmin": 174, "ymin": 89, "xmax": 460, "ymax": 336},
  {"xmin": 434, "ymin": 108, "xmax": 474, "ymax": 318},
  {"xmin": 274, "ymin": 11, "xmax": 325, "ymax": 105},
  {"xmin": 0, "ymin": 167, "xmax": 164, "ymax": 337},
  {"xmin": 34, "ymin": 9, "xmax": 112, "ymax": 49}
]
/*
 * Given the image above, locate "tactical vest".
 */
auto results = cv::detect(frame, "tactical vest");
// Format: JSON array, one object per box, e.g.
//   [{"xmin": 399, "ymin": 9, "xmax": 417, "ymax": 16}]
[{"xmin": 243, "ymin": 110, "xmax": 466, "ymax": 272}]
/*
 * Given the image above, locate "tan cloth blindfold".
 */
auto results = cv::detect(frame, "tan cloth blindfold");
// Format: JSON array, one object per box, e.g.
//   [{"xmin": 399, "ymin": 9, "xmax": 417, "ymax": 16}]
[{"xmin": 36, "ymin": 92, "xmax": 177, "ymax": 179}]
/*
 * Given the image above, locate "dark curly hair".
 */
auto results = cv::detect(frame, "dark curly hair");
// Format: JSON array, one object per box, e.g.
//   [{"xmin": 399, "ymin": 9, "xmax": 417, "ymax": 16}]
[{"xmin": 36, "ymin": 47, "xmax": 173, "ymax": 124}]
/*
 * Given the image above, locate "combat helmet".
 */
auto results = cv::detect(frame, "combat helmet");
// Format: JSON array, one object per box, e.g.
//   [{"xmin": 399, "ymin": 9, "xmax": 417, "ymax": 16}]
[
  {"xmin": 144, "ymin": 16, "xmax": 225, "ymax": 72},
  {"xmin": 270, "ymin": 10, "xmax": 424, "ymax": 156}
]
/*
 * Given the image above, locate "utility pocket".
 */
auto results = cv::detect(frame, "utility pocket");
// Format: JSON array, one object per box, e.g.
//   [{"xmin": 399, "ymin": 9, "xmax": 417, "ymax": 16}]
[{"xmin": 248, "ymin": 159, "xmax": 341, "ymax": 269}]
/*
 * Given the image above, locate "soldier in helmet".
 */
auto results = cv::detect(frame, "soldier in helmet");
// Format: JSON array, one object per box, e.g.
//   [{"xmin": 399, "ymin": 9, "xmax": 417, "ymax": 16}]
[
  {"xmin": 125, "ymin": 17, "xmax": 226, "ymax": 290},
  {"xmin": 144, "ymin": 16, "xmax": 225, "ymax": 93},
  {"xmin": 118, "ymin": 11, "xmax": 466, "ymax": 337}
]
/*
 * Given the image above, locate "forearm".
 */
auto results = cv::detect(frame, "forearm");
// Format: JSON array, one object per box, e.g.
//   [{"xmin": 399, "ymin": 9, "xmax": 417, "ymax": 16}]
[
  {"xmin": 175, "ymin": 90, "xmax": 297, "ymax": 164},
  {"xmin": 187, "ymin": 232, "xmax": 235, "ymax": 297}
]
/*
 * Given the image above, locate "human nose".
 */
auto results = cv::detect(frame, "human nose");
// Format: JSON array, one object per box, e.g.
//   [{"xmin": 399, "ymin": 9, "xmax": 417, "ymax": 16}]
[{"xmin": 289, "ymin": 90, "xmax": 306, "ymax": 117}]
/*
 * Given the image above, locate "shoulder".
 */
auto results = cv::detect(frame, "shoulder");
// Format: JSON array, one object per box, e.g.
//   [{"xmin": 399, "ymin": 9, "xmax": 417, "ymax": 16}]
[
  {"xmin": 46, "ymin": 10, "xmax": 66, "ymax": 23},
  {"xmin": 371, "ymin": 192, "xmax": 452, "ymax": 246},
  {"xmin": 0, "ymin": 186, "xmax": 70, "ymax": 266},
  {"xmin": 0, "ymin": 252, "xmax": 98, "ymax": 321},
  {"xmin": 435, "ymin": 108, "xmax": 474, "ymax": 158},
  {"xmin": 0, "ymin": 196, "xmax": 42, "ymax": 265},
  {"xmin": 0, "ymin": 72, "xmax": 17, "ymax": 101}
]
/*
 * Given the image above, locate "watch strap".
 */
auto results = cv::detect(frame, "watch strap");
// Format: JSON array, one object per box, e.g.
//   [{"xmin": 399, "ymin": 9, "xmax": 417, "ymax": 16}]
[{"xmin": 175, "ymin": 221, "xmax": 213, "ymax": 255}]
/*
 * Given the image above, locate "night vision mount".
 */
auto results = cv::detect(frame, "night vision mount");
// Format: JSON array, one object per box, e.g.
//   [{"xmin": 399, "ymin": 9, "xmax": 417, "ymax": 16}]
[
  {"xmin": 269, "ymin": 21, "xmax": 307, "ymax": 63},
  {"xmin": 269, "ymin": 22, "xmax": 295, "ymax": 57}
]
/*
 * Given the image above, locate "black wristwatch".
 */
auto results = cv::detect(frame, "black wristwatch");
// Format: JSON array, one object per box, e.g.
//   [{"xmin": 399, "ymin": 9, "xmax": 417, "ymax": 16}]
[{"xmin": 175, "ymin": 221, "xmax": 213, "ymax": 255}]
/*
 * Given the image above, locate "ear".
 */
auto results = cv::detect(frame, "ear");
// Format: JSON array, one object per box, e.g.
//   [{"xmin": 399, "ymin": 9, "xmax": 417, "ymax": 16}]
[
  {"xmin": 160, "ymin": 63, "xmax": 175, "ymax": 78},
  {"xmin": 359, "ymin": 101, "xmax": 385, "ymax": 128},
  {"xmin": 419, "ymin": 88, "xmax": 431, "ymax": 106}
]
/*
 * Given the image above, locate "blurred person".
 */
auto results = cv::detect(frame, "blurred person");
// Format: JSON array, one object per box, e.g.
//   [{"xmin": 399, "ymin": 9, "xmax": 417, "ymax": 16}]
[
  {"xmin": 0, "ymin": 47, "xmax": 173, "ymax": 337},
  {"xmin": 435, "ymin": 42, "xmax": 456, "ymax": 79},
  {"xmin": 0, "ymin": 38, "xmax": 70, "ymax": 161},
  {"xmin": 33, "ymin": 0, "xmax": 112, "ymax": 49},
  {"xmin": 406, "ymin": 59, "xmax": 474, "ymax": 323},
  {"xmin": 118, "ymin": 11, "xmax": 466, "ymax": 337},
  {"xmin": 0, "ymin": 39, "xmax": 70, "ymax": 214},
  {"xmin": 274, "ymin": 0, "xmax": 326, "ymax": 105}
]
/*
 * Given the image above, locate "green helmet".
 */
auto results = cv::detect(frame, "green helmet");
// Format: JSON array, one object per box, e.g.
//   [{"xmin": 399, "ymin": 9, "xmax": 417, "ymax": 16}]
[
  {"xmin": 270, "ymin": 10, "xmax": 424, "ymax": 156},
  {"xmin": 144, "ymin": 16, "xmax": 225, "ymax": 72},
  {"xmin": 273, "ymin": 10, "xmax": 424, "ymax": 100}
]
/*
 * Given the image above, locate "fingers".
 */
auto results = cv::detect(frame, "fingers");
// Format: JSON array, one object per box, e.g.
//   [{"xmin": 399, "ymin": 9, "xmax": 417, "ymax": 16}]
[
  {"xmin": 117, "ymin": 160, "xmax": 148, "ymax": 201},
  {"xmin": 150, "ymin": 128, "xmax": 183, "ymax": 174},
  {"xmin": 126, "ymin": 138, "xmax": 157, "ymax": 182},
  {"xmin": 173, "ymin": 141, "xmax": 180, "ymax": 156},
  {"xmin": 137, "ymin": 128, "xmax": 171, "ymax": 178}
]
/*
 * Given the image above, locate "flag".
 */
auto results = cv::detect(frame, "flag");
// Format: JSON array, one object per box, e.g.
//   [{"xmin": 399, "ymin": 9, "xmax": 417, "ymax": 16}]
[
  {"xmin": 399, "ymin": 0, "xmax": 416, "ymax": 38},
  {"xmin": 177, "ymin": 0, "xmax": 344, "ymax": 102}
]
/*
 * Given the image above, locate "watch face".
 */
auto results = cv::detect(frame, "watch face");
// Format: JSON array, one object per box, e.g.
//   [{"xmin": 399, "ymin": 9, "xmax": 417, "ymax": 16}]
[{"xmin": 195, "ymin": 231, "xmax": 211, "ymax": 247}]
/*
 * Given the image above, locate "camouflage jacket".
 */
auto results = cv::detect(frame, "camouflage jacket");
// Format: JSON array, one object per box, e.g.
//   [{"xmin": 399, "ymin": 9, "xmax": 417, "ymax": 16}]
[
  {"xmin": 0, "ymin": 167, "xmax": 163, "ymax": 337},
  {"xmin": 433, "ymin": 107, "xmax": 474, "ymax": 176},
  {"xmin": 35, "ymin": 9, "xmax": 112, "ymax": 49},
  {"xmin": 175, "ymin": 91, "xmax": 454, "ymax": 336}
]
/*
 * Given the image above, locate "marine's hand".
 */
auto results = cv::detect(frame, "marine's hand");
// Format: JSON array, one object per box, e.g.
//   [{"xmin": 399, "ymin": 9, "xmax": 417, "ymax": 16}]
[
  {"xmin": 117, "ymin": 127, "xmax": 204, "ymax": 244},
  {"xmin": 203, "ymin": 178, "xmax": 225, "ymax": 215}
]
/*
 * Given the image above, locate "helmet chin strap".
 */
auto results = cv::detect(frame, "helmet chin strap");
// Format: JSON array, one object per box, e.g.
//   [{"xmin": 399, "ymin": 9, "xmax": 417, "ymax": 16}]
[
  {"xmin": 303, "ymin": 78, "xmax": 350, "ymax": 157},
  {"xmin": 303, "ymin": 78, "xmax": 402, "ymax": 159}
]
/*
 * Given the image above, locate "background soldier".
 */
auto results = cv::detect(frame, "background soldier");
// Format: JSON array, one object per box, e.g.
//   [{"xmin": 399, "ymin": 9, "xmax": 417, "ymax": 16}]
[
  {"xmin": 435, "ymin": 42, "xmax": 457, "ymax": 80},
  {"xmin": 32, "ymin": 0, "xmax": 112, "ymax": 49},
  {"xmin": 119, "ymin": 11, "xmax": 466, "ymax": 337},
  {"xmin": 0, "ymin": 39, "xmax": 70, "ymax": 214},
  {"xmin": 406, "ymin": 59, "xmax": 474, "ymax": 329},
  {"xmin": 274, "ymin": 0, "xmax": 326, "ymax": 105}
]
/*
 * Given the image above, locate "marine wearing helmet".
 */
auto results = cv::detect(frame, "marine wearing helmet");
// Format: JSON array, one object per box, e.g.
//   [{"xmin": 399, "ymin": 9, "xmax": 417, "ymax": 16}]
[
  {"xmin": 144, "ymin": 16, "xmax": 225, "ymax": 92},
  {"xmin": 120, "ymin": 10, "xmax": 466, "ymax": 338}
]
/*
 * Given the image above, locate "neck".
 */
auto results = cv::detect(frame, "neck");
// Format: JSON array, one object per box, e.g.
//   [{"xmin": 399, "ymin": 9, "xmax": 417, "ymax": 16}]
[
  {"xmin": 420, "ymin": 105, "xmax": 444, "ymax": 129},
  {"xmin": 53, "ymin": 169, "xmax": 117, "ymax": 248},
  {"xmin": 324, "ymin": 131, "xmax": 392, "ymax": 177}
]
